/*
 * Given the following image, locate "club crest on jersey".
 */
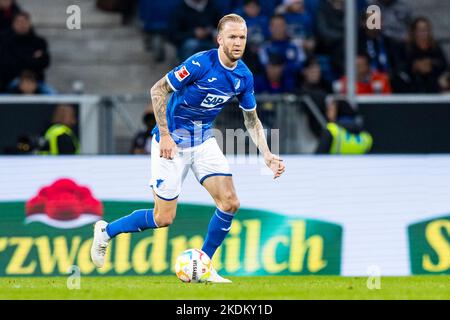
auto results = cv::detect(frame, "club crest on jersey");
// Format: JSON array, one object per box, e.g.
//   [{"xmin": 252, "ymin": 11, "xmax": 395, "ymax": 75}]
[
  {"xmin": 175, "ymin": 66, "xmax": 190, "ymax": 82},
  {"xmin": 200, "ymin": 93, "xmax": 231, "ymax": 108},
  {"xmin": 234, "ymin": 79, "xmax": 241, "ymax": 90}
]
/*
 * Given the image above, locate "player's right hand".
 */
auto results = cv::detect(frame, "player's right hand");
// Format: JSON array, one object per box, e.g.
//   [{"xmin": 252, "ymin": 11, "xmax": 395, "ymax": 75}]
[
  {"xmin": 160, "ymin": 134, "xmax": 177, "ymax": 160},
  {"xmin": 264, "ymin": 153, "xmax": 285, "ymax": 179}
]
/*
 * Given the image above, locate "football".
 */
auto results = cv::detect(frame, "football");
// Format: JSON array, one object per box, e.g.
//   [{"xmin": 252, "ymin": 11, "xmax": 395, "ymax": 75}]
[{"xmin": 175, "ymin": 248, "xmax": 212, "ymax": 283}]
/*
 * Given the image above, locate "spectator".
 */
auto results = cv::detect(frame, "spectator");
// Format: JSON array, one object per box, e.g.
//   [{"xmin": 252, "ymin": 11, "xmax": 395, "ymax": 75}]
[
  {"xmin": 235, "ymin": 0, "xmax": 269, "ymax": 46},
  {"xmin": 402, "ymin": 17, "xmax": 448, "ymax": 93},
  {"xmin": 131, "ymin": 107, "xmax": 155, "ymax": 154},
  {"xmin": 358, "ymin": 12, "xmax": 401, "ymax": 75},
  {"xmin": 296, "ymin": 57, "xmax": 332, "ymax": 139},
  {"xmin": 258, "ymin": 14, "xmax": 305, "ymax": 75},
  {"xmin": 234, "ymin": 0, "xmax": 269, "ymax": 76},
  {"xmin": 168, "ymin": 0, "xmax": 222, "ymax": 62},
  {"xmin": 0, "ymin": 0, "xmax": 21, "ymax": 33},
  {"xmin": 337, "ymin": 54, "xmax": 392, "ymax": 94},
  {"xmin": 232, "ymin": 0, "xmax": 283, "ymax": 17},
  {"xmin": 304, "ymin": 0, "xmax": 320, "ymax": 26},
  {"xmin": 374, "ymin": 0, "xmax": 413, "ymax": 43},
  {"xmin": 275, "ymin": 0, "xmax": 315, "ymax": 54},
  {"xmin": 316, "ymin": 0, "xmax": 346, "ymax": 76},
  {"xmin": 39, "ymin": 105, "xmax": 79, "ymax": 155},
  {"xmin": 5, "ymin": 69, "xmax": 56, "ymax": 94},
  {"xmin": 316, "ymin": 98, "xmax": 373, "ymax": 154},
  {"xmin": 0, "ymin": 11, "xmax": 50, "ymax": 91},
  {"xmin": 297, "ymin": 57, "xmax": 332, "ymax": 95},
  {"xmin": 254, "ymin": 53, "xmax": 296, "ymax": 94}
]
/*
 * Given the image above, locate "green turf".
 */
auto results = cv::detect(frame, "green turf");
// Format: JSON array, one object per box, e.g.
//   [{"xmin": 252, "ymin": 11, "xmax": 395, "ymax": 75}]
[{"xmin": 0, "ymin": 276, "xmax": 449, "ymax": 300}]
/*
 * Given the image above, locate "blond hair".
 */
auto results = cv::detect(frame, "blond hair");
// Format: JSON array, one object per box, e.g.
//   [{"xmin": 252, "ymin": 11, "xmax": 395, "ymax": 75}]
[{"xmin": 217, "ymin": 14, "xmax": 246, "ymax": 34}]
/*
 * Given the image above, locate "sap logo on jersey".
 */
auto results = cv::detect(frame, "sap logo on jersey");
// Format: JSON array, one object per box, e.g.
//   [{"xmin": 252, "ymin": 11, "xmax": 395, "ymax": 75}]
[{"xmin": 201, "ymin": 94, "xmax": 231, "ymax": 108}]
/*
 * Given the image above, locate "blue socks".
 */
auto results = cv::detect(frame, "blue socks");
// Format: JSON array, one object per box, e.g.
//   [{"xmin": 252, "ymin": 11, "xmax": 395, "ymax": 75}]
[
  {"xmin": 105, "ymin": 207, "xmax": 234, "ymax": 260},
  {"xmin": 202, "ymin": 208, "xmax": 235, "ymax": 258},
  {"xmin": 105, "ymin": 209, "xmax": 158, "ymax": 238}
]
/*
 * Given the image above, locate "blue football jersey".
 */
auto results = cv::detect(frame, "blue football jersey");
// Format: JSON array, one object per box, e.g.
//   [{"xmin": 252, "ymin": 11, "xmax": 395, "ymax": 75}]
[{"xmin": 152, "ymin": 49, "xmax": 257, "ymax": 148}]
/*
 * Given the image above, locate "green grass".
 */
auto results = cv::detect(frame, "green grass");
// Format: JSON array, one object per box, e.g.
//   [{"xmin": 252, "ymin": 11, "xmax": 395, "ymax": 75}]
[{"xmin": 0, "ymin": 276, "xmax": 449, "ymax": 300}]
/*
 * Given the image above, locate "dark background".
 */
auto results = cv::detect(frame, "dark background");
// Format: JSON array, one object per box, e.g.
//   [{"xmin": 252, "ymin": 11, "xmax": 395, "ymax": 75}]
[
  {"xmin": 359, "ymin": 102, "xmax": 450, "ymax": 153},
  {"xmin": 0, "ymin": 103, "xmax": 79, "ymax": 154}
]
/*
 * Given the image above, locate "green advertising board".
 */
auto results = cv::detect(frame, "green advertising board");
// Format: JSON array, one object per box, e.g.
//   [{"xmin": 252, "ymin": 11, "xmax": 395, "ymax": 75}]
[
  {"xmin": 408, "ymin": 215, "xmax": 450, "ymax": 275},
  {"xmin": 0, "ymin": 201, "xmax": 343, "ymax": 277}
]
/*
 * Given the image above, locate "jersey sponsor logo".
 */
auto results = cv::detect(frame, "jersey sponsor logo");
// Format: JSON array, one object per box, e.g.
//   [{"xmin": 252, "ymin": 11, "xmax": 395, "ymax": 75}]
[
  {"xmin": 200, "ymin": 93, "xmax": 231, "ymax": 108},
  {"xmin": 191, "ymin": 60, "xmax": 201, "ymax": 67},
  {"xmin": 175, "ymin": 66, "xmax": 190, "ymax": 82},
  {"xmin": 207, "ymin": 77, "xmax": 217, "ymax": 83}
]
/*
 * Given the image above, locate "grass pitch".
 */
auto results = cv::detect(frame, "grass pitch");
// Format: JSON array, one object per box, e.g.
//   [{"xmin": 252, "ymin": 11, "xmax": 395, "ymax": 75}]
[{"xmin": 0, "ymin": 276, "xmax": 449, "ymax": 300}]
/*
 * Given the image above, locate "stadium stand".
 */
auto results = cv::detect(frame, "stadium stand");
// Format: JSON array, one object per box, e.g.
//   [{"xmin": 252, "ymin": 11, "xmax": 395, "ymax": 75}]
[
  {"xmin": 7, "ymin": 0, "xmax": 447, "ymax": 96},
  {"xmin": 1, "ymin": 0, "xmax": 449, "ymax": 154},
  {"xmin": 18, "ymin": 0, "xmax": 171, "ymax": 95}
]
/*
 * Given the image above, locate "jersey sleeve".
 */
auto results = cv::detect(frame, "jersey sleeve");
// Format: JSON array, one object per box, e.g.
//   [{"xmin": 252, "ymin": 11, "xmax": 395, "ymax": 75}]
[
  {"xmin": 237, "ymin": 74, "xmax": 257, "ymax": 112},
  {"xmin": 165, "ymin": 54, "xmax": 205, "ymax": 91}
]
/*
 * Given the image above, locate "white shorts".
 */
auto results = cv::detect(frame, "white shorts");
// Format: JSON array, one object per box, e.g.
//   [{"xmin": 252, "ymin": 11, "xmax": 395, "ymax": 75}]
[{"xmin": 149, "ymin": 136, "xmax": 232, "ymax": 200}]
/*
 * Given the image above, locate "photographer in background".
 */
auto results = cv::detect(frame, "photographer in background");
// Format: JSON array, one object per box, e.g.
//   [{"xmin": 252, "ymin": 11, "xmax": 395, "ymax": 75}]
[
  {"xmin": 131, "ymin": 107, "xmax": 156, "ymax": 155},
  {"xmin": 316, "ymin": 97, "xmax": 373, "ymax": 154},
  {"xmin": 3, "ymin": 134, "xmax": 40, "ymax": 154},
  {"xmin": 39, "ymin": 104, "xmax": 79, "ymax": 155}
]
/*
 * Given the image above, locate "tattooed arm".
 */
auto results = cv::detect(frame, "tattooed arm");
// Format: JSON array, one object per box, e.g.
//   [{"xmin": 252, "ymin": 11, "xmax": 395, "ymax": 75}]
[
  {"xmin": 150, "ymin": 77, "xmax": 176, "ymax": 159},
  {"xmin": 243, "ymin": 110, "xmax": 285, "ymax": 179},
  {"xmin": 243, "ymin": 109, "xmax": 270, "ymax": 156}
]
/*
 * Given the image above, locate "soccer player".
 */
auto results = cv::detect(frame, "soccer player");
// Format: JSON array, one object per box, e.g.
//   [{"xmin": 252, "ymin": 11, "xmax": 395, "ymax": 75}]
[{"xmin": 90, "ymin": 14, "xmax": 286, "ymax": 283}]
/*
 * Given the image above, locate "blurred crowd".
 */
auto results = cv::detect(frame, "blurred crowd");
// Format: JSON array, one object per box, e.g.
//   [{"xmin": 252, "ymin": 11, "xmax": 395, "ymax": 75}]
[
  {"xmin": 2, "ymin": 0, "xmax": 450, "ymax": 156},
  {"xmin": 161, "ymin": 0, "xmax": 449, "ymax": 95},
  {"xmin": 2, "ymin": 0, "xmax": 449, "ymax": 96},
  {"xmin": 0, "ymin": 0, "xmax": 54, "ymax": 94}
]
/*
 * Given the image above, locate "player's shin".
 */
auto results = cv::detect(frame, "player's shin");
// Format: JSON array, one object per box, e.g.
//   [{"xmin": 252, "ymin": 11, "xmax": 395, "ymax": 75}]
[
  {"xmin": 105, "ymin": 209, "xmax": 159, "ymax": 238},
  {"xmin": 201, "ymin": 208, "xmax": 235, "ymax": 258}
]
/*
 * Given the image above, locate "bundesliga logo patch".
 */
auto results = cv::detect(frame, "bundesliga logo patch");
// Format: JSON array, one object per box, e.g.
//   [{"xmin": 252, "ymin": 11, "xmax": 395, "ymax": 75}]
[{"xmin": 175, "ymin": 66, "xmax": 190, "ymax": 82}]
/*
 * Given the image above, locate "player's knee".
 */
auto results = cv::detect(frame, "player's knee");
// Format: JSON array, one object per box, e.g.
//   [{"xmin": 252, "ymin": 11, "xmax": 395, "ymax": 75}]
[
  {"xmin": 220, "ymin": 194, "xmax": 240, "ymax": 213},
  {"xmin": 155, "ymin": 214, "xmax": 174, "ymax": 227},
  {"xmin": 154, "ymin": 209, "xmax": 175, "ymax": 227}
]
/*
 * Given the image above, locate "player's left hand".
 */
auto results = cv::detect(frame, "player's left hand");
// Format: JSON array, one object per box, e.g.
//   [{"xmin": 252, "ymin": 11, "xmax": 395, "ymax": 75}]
[{"xmin": 264, "ymin": 153, "xmax": 285, "ymax": 179}]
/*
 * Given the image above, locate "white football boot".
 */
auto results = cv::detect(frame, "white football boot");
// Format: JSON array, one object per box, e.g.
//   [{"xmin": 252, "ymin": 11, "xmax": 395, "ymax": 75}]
[
  {"xmin": 90, "ymin": 220, "xmax": 110, "ymax": 268},
  {"xmin": 206, "ymin": 265, "xmax": 232, "ymax": 283}
]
